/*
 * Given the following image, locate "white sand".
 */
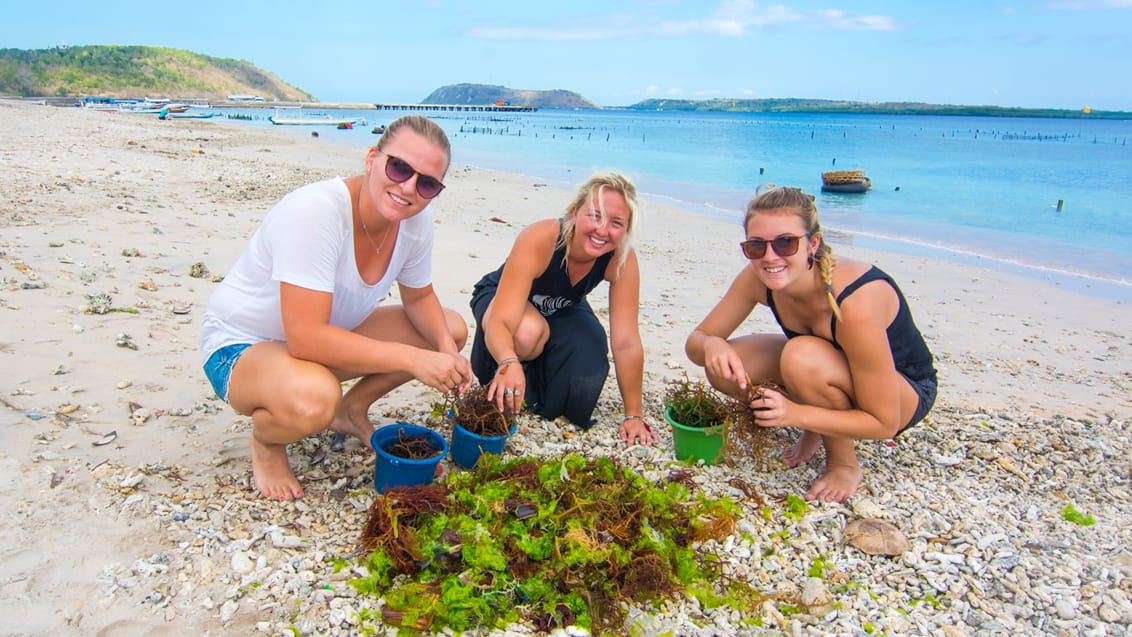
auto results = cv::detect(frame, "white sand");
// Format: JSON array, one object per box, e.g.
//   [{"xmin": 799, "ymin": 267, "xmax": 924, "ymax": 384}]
[{"xmin": 1, "ymin": 99, "xmax": 1128, "ymax": 635}]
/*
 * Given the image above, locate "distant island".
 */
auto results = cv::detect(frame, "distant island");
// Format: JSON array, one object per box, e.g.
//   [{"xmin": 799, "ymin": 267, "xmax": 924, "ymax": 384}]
[
  {"xmin": 423, "ymin": 83, "xmax": 598, "ymax": 110},
  {"xmin": 0, "ymin": 45, "xmax": 311, "ymax": 102},
  {"xmin": 623, "ymin": 97, "xmax": 1130, "ymax": 120}
]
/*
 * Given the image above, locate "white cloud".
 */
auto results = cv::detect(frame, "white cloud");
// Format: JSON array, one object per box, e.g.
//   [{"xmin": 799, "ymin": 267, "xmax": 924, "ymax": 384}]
[
  {"xmin": 469, "ymin": 1, "xmax": 897, "ymax": 41},
  {"xmin": 812, "ymin": 10, "xmax": 899, "ymax": 31}
]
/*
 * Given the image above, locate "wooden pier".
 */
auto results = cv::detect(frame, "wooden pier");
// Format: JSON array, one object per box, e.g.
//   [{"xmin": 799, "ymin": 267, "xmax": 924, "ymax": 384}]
[{"xmin": 372, "ymin": 103, "xmax": 537, "ymax": 112}]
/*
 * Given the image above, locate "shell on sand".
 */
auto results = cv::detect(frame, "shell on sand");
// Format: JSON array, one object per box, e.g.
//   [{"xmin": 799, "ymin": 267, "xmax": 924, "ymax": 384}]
[{"xmin": 843, "ymin": 518, "xmax": 910, "ymax": 556}]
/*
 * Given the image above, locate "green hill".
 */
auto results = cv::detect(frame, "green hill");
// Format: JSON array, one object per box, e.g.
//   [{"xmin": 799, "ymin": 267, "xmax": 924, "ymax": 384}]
[
  {"xmin": 423, "ymin": 83, "xmax": 599, "ymax": 109},
  {"xmin": 0, "ymin": 45, "xmax": 313, "ymax": 101},
  {"xmin": 626, "ymin": 97, "xmax": 1130, "ymax": 120}
]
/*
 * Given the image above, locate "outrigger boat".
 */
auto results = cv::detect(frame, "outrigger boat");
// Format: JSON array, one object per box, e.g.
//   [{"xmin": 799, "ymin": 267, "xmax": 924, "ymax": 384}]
[{"xmin": 268, "ymin": 106, "xmax": 359, "ymax": 126}]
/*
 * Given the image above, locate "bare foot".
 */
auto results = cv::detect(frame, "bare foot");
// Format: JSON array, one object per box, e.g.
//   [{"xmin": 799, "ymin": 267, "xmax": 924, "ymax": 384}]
[
  {"xmin": 805, "ymin": 463, "xmax": 863, "ymax": 503},
  {"xmin": 250, "ymin": 435, "xmax": 303, "ymax": 500},
  {"xmin": 783, "ymin": 430, "xmax": 823, "ymax": 468},
  {"xmin": 329, "ymin": 404, "xmax": 376, "ymax": 450}
]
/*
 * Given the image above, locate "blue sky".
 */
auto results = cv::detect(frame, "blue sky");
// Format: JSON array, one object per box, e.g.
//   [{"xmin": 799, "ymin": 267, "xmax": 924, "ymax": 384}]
[{"xmin": 3, "ymin": 1, "xmax": 1130, "ymax": 110}]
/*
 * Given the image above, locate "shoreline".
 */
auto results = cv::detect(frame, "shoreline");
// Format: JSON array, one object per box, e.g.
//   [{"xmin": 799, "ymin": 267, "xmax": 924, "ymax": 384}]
[
  {"xmin": 2, "ymin": 100, "xmax": 1129, "ymax": 636},
  {"xmin": 233, "ymin": 114, "xmax": 1132, "ymax": 303}
]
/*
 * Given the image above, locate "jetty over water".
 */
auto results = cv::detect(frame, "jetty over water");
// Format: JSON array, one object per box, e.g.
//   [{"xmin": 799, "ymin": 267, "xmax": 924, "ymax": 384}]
[{"xmin": 372, "ymin": 103, "xmax": 537, "ymax": 113}]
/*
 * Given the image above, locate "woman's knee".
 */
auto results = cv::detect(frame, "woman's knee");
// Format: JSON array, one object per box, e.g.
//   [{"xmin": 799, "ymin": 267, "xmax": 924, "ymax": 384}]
[
  {"xmin": 780, "ymin": 336, "xmax": 851, "ymax": 405},
  {"xmin": 513, "ymin": 318, "xmax": 549, "ymax": 358},
  {"xmin": 444, "ymin": 308, "xmax": 469, "ymax": 350},
  {"xmin": 277, "ymin": 376, "xmax": 341, "ymax": 435}
]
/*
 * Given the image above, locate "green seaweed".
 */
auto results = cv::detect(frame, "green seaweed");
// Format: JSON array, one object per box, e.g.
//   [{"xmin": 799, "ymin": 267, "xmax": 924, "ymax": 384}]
[
  {"xmin": 1060, "ymin": 503, "xmax": 1096, "ymax": 526},
  {"xmin": 349, "ymin": 453, "xmax": 767, "ymax": 635}
]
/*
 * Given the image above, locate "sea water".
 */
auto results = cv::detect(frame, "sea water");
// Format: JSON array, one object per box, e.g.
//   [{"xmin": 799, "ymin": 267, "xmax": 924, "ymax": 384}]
[{"xmin": 217, "ymin": 107, "xmax": 1132, "ymax": 300}]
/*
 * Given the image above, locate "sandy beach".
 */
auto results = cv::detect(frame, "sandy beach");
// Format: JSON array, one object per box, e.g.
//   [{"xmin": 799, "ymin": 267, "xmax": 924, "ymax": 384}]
[{"xmin": 1, "ymin": 99, "xmax": 1129, "ymax": 636}]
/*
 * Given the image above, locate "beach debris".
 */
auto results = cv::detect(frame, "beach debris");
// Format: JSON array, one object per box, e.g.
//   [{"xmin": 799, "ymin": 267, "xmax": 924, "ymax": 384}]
[
  {"xmin": 20, "ymin": 282, "xmax": 47, "ymax": 290},
  {"xmin": 25, "ymin": 411, "xmax": 52, "ymax": 420},
  {"xmin": 87, "ymin": 292, "xmax": 113, "ymax": 314},
  {"xmin": 802, "ymin": 577, "xmax": 834, "ymax": 615},
  {"xmin": 93, "ymin": 430, "xmax": 118, "ymax": 447},
  {"xmin": 120, "ymin": 473, "xmax": 145, "ymax": 489},
  {"xmin": 53, "ymin": 364, "xmax": 70, "ymax": 375},
  {"xmin": 116, "ymin": 380, "xmax": 132, "ymax": 389},
  {"xmin": 171, "ymin": 305, "xmax": 192, "ymax": 315},
  {"xmin": 188, "ymin": 262, "xmax": 210, "ymax": 279},
  {"xmin": 121, "ymin": 248, "xmax": 141, "ymax": 257},
  {"xmin": 115, "ymin": 332, "xmax": 138, "ymax": 350},
  {"xmin": 128, "ymin": 401, "xmax": 151, "ymax": 426},
  {"xmin": 843, "ymin": 518, "xmax": 909, "ymax": 555},
  {"xmin": 56, "ymin": 403, "xmax": 80, "ymax": 415},
  {"xmin": 138, "ymin": 278, "xmax": 158, "ymax": 291}
]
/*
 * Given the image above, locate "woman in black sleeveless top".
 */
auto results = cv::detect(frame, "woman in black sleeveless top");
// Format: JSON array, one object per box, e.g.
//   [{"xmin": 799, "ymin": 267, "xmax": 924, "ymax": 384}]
[
  {"xmin": 685, "ymin": 186, "xmax": 936, "ymax": 503},
  {"xmin": 470, "ymin": 173, "xmax": 657, "ymax": 447}
]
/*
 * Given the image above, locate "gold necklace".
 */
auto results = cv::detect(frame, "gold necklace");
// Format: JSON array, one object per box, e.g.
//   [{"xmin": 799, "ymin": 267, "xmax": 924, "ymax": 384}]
[{"xmin": 358, "ymin": 211, "xmax": 394, "ymax": 256}]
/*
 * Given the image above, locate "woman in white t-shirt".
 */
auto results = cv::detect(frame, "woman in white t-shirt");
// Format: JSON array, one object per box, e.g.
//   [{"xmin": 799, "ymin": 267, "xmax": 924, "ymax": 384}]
[{"xmin": 200, "ymin": 115, "xmax": 472, "ymax": 500}]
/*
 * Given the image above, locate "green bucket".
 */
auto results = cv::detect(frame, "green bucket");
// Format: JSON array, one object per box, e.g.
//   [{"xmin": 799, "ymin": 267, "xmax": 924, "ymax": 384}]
[{"xmin": 665, "ymin": 405, "xmax": 725, "ymax": 465}]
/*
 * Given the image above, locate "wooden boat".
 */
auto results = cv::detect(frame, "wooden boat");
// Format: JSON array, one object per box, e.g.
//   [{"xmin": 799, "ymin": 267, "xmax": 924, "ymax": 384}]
[
  {"xmin": 268, "ymin": 107, "xmax": 359, "ymax": 126},
  {"xmin": 821, "ymin": 169, "xmax": 871, "ymax": 193},
  {"xmin": 169, "ymin": 111, "xmax": 217, "ymax": 119}
]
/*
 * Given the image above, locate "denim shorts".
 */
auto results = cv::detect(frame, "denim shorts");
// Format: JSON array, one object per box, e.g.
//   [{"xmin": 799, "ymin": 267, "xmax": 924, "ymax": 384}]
[{"xmin": 203, "ymin": 343, "xmax": 252, "ymax": 402}]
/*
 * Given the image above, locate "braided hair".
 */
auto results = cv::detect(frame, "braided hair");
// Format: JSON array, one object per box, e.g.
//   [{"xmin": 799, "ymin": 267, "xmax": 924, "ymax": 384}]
[{"xmin": 746, "ymin": 185, "xmax": 842, "ymax": 322}]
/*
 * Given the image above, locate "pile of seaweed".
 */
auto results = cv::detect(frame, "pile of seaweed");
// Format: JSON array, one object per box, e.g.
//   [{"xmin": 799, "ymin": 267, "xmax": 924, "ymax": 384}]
[{"xmin": 352, "ymin": 453, "xmax": 766, "ymax": 635}]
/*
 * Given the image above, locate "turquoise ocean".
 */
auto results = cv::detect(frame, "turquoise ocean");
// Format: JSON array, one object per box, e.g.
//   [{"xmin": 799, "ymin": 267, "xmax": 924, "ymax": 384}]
[{"xmin": 217, "ymin": 107, "xmax": 1132, "ymax": 301}]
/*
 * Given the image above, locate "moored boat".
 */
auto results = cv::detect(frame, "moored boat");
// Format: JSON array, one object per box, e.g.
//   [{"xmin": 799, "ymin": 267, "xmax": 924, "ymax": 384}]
[
  {"xmin": 821, "ymin": 169, "xmax": 871, "ymax": 193},
  {"xmin": 268, "ymin": 107, "xmax": 359, "ymax": 126}
]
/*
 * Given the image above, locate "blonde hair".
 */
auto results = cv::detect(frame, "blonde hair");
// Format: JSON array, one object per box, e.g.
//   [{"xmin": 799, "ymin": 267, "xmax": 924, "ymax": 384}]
[
  {"xmin": 558, "ymin": 172, "xmax": 641, "ymax": 275},
  {"xmin": 746, "ymin": 184, "xmax": 841, "ymax": 321},
  {"xmin": 373, "ymin": 115, "xmax": 451, "ymax": 175}
]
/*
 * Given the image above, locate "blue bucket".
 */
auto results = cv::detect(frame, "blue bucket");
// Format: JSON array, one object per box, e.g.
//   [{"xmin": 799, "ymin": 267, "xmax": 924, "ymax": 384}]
[
  {"xmin": 371, "ymin": 423, "xmax": 447, "ymax": 493},
  {"xmin": 450, "ymin": 422, "xmax": 517, "ymax": 469}
]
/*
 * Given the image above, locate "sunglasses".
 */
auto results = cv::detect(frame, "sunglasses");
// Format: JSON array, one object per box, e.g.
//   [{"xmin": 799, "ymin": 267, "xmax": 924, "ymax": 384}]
[
  {"xmin": 380, "ymin": 153, "xmax": 445, "ymax": 199},
  {"xmin": 740, "ymin": 234, "xmax": 805, "ymax": 259}
]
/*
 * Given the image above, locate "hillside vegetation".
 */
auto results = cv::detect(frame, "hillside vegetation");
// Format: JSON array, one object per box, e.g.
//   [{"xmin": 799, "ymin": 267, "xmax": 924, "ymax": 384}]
[
  {"xmin": 0, "ymin": 45, "xmax": 312, "ymax": 101},
  {"xmin": 423, "ymin": 83, "xmax": 599, "ymax": 109},
  {"xmin": 626, "ymin": 97, "xmax": 1130, "ymax": 119}
]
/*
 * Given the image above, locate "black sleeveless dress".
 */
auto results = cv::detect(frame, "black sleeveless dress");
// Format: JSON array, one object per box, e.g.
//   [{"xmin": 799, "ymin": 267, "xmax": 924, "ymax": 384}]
[{"xmin": 470, "ymin": 226, "xmax": 615, "ymax": 427}]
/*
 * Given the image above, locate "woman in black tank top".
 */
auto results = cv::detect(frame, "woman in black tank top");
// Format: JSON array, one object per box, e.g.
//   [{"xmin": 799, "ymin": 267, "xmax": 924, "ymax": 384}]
[
  {"xmin": 469, "ymin": 173, "xmax": 658, "ymax": 447},
  {"xmin": 685, "ymin": 185, "xmax": 936, "ymax": 503}
]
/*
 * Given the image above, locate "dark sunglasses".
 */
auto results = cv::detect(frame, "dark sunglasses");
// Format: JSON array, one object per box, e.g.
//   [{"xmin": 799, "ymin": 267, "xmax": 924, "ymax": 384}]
[
  {"xmin": 740, "ymin": 234, "xmax": 805, "ymax": 259},
  {"xmin": 381, "ymin": 153, "xmax": 445, "ymax": 199}
]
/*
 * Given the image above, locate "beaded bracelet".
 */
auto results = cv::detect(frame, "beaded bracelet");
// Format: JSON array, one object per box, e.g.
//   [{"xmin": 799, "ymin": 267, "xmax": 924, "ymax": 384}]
[{"xmin": 495, "ymin": 357, "xmax": 520, "ymax": 375}]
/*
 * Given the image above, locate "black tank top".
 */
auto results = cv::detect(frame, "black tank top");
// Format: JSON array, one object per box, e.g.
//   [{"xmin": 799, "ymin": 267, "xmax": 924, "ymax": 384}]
[
  {"xmin": 478, "ymin": 224, "xmax": 614, "ymax": 317},
  {"xmin": 766, "ymin": 266, "xmax": 936, "ymax": 382}
]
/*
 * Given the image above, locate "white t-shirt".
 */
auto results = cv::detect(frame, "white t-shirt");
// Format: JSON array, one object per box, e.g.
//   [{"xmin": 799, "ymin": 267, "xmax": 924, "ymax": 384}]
[{"xmin": 200, "ymin": 178, "xmax": 433, "ymax": 364}]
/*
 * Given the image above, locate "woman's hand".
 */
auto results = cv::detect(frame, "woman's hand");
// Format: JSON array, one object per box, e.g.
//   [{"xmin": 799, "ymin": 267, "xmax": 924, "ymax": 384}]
[
  {"xmin": 487, "ymin": 361, "xmax": 525, "ymax": 414},
  {"xmin": 619, "ymin": 416, "xmax": 658, "ymax": 447},
  {"xmin": 748, "ymin": 387, "xmax": 792, "ymax": 428},
  {"xmin": 414, "ymin": 350, "xmax": 472, "ymax": 396},
  {"xmin": 703, "ymin": 337, "xmax": 749, "ymax": 391}
]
